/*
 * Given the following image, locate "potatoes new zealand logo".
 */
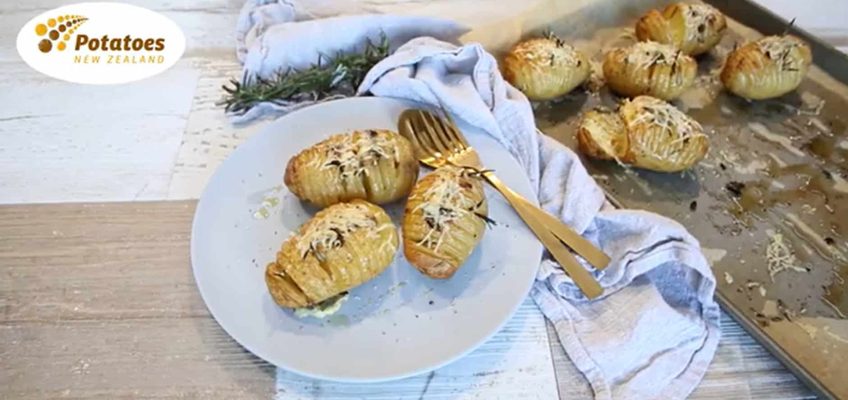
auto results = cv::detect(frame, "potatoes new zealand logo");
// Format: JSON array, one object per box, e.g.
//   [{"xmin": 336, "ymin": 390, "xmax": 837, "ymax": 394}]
[
  {"xmin": 17, "ymin": 3, "xmax": 186, "ymax": 84},
  {"xmin": 35, "ymin": 14, "xmax": 88, "ymax": 53}
]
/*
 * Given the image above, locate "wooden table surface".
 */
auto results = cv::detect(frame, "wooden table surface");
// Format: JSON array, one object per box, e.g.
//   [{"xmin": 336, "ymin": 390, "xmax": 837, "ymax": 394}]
[{"xmin": 2, "ymin": 0, "xmax": 847, "ymax": 399}]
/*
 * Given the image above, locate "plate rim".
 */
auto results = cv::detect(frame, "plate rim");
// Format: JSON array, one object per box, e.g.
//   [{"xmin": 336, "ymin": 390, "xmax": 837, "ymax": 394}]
[{"xmin": 190, "ymin": 96, "xmax": 543, "ymax": 383}]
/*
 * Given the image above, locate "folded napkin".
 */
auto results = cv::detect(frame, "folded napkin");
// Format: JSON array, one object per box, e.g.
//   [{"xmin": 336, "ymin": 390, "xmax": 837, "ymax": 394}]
[{"xmin": 236, "ymin": 3, "xmax": 721, "ymax": 399}]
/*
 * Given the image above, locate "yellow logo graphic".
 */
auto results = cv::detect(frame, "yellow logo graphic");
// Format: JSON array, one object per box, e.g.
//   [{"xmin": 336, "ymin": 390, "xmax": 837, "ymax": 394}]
[{"xmin": 35, "ymin": 14, "xmax": 88, "ymax": 53}]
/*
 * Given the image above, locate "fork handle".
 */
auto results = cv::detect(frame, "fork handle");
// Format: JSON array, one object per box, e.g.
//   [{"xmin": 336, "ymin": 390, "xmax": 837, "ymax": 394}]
[
  {"xmin": 483, "ymin": 172, "xmax": 610, "ymax": 270},
  {"xmin": 481, "ymin": 172, "xmax": 603, "ymax": 299}
]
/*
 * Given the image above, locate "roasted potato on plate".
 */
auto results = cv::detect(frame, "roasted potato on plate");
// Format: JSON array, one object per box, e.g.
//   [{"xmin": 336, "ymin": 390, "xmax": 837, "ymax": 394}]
[
  {"xmin": 403, "ymin": 166, "xmax": 488, "ymax": 279},
  {"xmin": 265, "ymin": 200, "xmax": 398, "ymax": 308},
  {"xmin": 285, "ymin": 129, "xmax": 419, "ymax": 207}
]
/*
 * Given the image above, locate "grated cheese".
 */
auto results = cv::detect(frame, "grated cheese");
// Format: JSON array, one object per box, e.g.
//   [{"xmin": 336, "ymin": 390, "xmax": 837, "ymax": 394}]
[
  {"xmin": 295, "ymin": 202, "xmax": 391, "ymax": 260},
  {"xmin": 412, "ymin": 167, "xmax": 481, "ymax": 252},
  {"xmin": 314, "ymin": 131, "xmax": 399, "ymax": 181},
  {"xmin": 757, "ymin": 36, "xmax": 802, "ymax": 70},
  {"xmin": 624, "ymin": 41, "xmax": 683, "ymax": 68},
  {"xmin": 512, "ymin": 38, "xmax": 581, "ymax": 67},
  {"xmin": 766, "ymin": 231, "xmax": 808, "ymax": 281},
  {"xmin": 626, "ymin": 97, "xmax": 707, "ymax": 162}
]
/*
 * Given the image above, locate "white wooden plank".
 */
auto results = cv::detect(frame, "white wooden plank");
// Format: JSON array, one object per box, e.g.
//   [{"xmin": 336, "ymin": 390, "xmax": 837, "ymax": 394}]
[
  {"xmin": 165, "ymin": 57, "xmax": 271, "ymax": 200},
  {"xmin": 0, "ymin": 60, "xmax": 198, "ymax": 204},
  {"xmin": 274, "ymin": 299, "xmax": 558, "ymax": 400}
]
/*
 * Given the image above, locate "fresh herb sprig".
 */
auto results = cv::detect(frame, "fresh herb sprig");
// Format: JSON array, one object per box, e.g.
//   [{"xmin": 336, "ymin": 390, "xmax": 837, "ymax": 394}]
[{"xmin": 220, "ymin": 34, "xmax": 390, "ymax": 115}]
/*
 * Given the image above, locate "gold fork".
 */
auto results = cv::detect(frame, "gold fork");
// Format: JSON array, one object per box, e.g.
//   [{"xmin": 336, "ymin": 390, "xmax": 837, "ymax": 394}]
[
  {"xmin": 399, "ymin": 109, "xmax": 606, "ymax": 299},
  {"xmin": 400, "ymin": 109, "xmax": 610, "ymax": 270}
]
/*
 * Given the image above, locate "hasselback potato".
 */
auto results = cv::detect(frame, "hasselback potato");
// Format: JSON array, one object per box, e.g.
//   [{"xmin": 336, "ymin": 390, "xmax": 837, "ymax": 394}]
[
  {"xmin": 403, "ymin": 166, "xmax": 488, "ymax": 279},
  {"xmin": 503, "ymin": 36, "xmax": 591, "ymax": 101},
  {"xmin": 577, "ymin": 96, "xmax": 709, "ymax": 172},
  {"xmin": 721, "ymin": 35, "xmax": 812, "ymax": 100},
  {"xmin": 285, "ymin": 129, "xmax": 419, "ymax": 207},
  {"xmin": 265, "ymin": 200, "xmax": 398, "ymax": 308},
  {"xmin": 603, "ymin": 41, "xmax": 697, "ymax": 100}
]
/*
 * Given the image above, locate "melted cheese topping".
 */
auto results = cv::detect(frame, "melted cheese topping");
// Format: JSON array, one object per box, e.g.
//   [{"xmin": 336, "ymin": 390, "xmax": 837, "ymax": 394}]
[
  {"xmin": 412, "ymin": 168, "xmax": 480, "ymax": 252},
  {"xmin": 624, "ymin": 41, "xmax": 683, "ymax": 68},
  {"xmin": 512, "ymin": 38, "xmax": 581, "ymax": 67},
  {"xmin": 757, "ymin": 36, "xmax": 802, "ymax": 70},
  {"xmin": 627, "ymin": 97, "xmax": 706, "ymax": 161},
  {"xmin": 313, "ymin": 131, "xmax": 399, "ymax": 181},
  {"xmin": 295, "ymin": 203, "xmax": 389, "ymax": 260}
]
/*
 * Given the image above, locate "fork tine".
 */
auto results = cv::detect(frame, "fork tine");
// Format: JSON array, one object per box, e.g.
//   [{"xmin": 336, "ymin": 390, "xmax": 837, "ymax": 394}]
[
  {"xmin": 440, "ymin": 110, "xmax": 470, "ymax": 149},
  {"xmin": 412, "ymin": 112, "xmax": 443, "ymax": 159},
  {"xmin": 400, "ymin": 116, "xmax": 427, "ymax": 159},
  {"xmin": 421, "ymin": 111, "xmax": 456, "ymax": 155},
  {"xmin": 416, "ymin": 111, "xmax": 449, "ymax": 156}
]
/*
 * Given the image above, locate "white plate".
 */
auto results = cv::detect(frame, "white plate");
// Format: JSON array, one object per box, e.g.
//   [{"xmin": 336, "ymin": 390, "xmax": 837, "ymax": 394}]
[{"xmin": 191, "ymin": 97, "xmax": 543, "ymax": 382}]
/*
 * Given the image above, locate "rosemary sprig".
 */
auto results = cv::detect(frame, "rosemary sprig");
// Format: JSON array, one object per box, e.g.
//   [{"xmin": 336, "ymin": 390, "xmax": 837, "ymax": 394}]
[
  {"xmin": 474, "ymin": 212, "xmax": 498, "ymax": 227},
  {"xmin": 543, "ymin": 28, "xmax": 566, "ymax": 47},
  {"xmin": 220, "ymin": 33, "xmax": 390, "ymax": 115},
  {"xmin": 782, "ymin": 18, "xmax": 796, "ymax": 36}
]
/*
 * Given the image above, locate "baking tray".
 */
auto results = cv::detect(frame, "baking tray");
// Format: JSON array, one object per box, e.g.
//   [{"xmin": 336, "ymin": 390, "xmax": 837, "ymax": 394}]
[{"xmin": 516, "ymin": 1, "xmax": 848, "ymax": 398}]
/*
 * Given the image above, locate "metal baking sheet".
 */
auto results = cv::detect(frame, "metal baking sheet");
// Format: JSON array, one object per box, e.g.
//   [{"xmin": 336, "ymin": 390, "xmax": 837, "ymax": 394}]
[{"xmin": 525, "ymin": 1, "xmax": 848, "ymax": 398}]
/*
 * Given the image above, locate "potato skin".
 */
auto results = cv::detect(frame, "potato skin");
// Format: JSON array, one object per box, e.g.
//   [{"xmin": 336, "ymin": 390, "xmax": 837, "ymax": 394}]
[
  {"xmin": 635, "ymin": 3, "xmax": 727, "ymax": 56},
  {"xmin": 503, "ymin": 37, "xmax": 591, "ymax": 101},
  {"xmin": 721, "ymin": 35, "xmax": 812, "ymax": 100},
  {"xmin": 284, "ymin": 129, "xmax": 419, "ymax": 208},
  {"xmin": 403, "ymin": 166, "xmax": 487, "ymax": 279},
  {"xmin": 603, "ymin": 41, "xmax": 697, "ymax": 100},
  {"xmin": 577, "ymin": 96, "xmax": 709, "ymax": 172},
  {"xmin": 265, "ymin": 200, "xmax": 398, "ymax": 308}
]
